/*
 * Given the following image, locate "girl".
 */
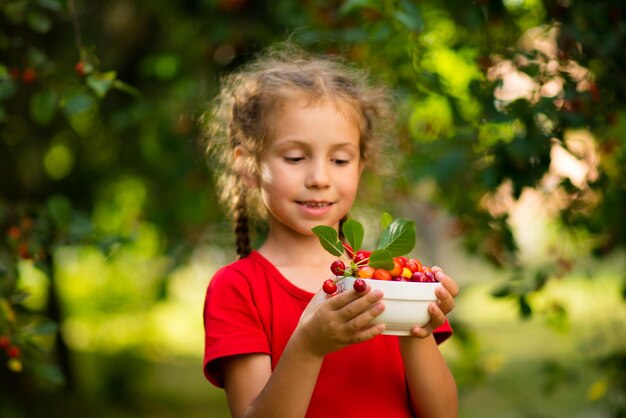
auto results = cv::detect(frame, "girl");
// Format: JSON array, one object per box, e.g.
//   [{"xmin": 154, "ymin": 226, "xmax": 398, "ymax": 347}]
[{"xmin": 202, "ymin": 43, "xmax": 459, "ymax": 418}]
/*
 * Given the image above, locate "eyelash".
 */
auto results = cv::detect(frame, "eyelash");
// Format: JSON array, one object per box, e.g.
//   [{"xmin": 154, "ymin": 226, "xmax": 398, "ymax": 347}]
[{"xmin": 282, "ymin": 156, "xmax": 352, "ymax": 165}]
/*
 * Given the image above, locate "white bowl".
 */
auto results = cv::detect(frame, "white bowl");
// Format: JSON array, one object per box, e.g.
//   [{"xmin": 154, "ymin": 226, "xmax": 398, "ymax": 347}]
[{"xmin": 336, "ymin": 277, "xmax": 440, "ymax": 336}]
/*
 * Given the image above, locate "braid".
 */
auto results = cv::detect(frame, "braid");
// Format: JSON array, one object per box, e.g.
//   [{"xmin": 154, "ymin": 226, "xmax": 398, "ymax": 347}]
[{"xmin": 234, "ymin": 194, "xmax": 251, "ymax": 259}]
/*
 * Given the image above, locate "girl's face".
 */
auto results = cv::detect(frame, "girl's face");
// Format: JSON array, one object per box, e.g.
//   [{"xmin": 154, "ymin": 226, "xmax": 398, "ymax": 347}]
[{"xmin": 256, "ymin": 97, "xmax": 363, "ymax": 238}]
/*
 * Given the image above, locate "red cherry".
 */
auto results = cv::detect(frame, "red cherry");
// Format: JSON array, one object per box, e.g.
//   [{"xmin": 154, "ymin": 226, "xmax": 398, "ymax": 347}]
[
  {"xmin": 75, "ymin": 61, "xmax": 85, "ymax": 76},
  {"xmin": 410, "ymin": 272, "xmax": 426, "ymax": 282},
  {"xmin": 406, "ymin": 258, "xmax": 423, "ymax": 273},
  {"xmin": 330, "ymin": 260, "xmax": 346, "ymax": 276},
  {"xmin": 6, "ymin": 345, "xmax": 20, "ymax": 358},
  {"xmin": 353, "ymin": 279, "xmax": 366, "ymax": 292},
  {"xmin": 0, "ymin": 336, "xmax": 10, "ymax": 349},
  {"xmin": 373, "ymin": 269, "xmax": 392, "ymax": 281},
  {"xmin": 7, "ymin": 226, "xmax": 21, "ymax": 240},
  {"xmin": 322, "ymin": 279, "xmax": 337, "ymax": 295},
  {"xmin": 423, "ymin": 271, "xmax": 436, "ymax": 283},
  {"xmin": 21, "ymin": 68, "xmax": 36, "ymax": 84},
  {"xmin": 354, "ymin": 250, "xmax": 371, "ymax": 266},
  {"xmin": 342, "ymin": 242, "xmax": 355, "ymax": 259}
]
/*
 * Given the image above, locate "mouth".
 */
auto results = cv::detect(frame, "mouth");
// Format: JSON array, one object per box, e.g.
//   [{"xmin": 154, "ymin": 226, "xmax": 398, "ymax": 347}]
[{"xmin": 296, "ymin": 201, "xmax": 334, "ymax": 208}]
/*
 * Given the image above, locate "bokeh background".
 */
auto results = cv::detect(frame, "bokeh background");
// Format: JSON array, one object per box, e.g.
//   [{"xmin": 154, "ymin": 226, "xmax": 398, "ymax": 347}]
[{"xmin": 1, "ymin": 1, "xmax": 626, "ymax": 417}]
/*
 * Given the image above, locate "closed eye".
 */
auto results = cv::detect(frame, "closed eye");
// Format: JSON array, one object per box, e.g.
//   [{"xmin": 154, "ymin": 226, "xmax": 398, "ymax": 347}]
[
  {"xmin": 284, "ymin": 156, "xmax": 305, "ymax": 164},
  {"xmin": 332, "ymin": 158, "xmax": 350, "ymax": 166}
]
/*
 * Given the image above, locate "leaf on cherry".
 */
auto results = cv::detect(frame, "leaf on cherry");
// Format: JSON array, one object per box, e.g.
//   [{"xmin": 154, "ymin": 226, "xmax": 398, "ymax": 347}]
[
  {"xmin": 311, "ymin": 225, "xmax": 344, "ymax": 256},
  {"xmin": 377, "ymin": 218, "xmax": 416, "ymax": 257},
  {"xmin": 342, "ymin": 219, "xmax": 364, "ymax": 253}
]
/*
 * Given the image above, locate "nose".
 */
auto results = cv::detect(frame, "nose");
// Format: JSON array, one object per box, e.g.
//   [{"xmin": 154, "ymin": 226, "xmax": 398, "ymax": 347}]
[{"xmin": 305, "ymin": 159, "xmax": 331, "ymax": 189}]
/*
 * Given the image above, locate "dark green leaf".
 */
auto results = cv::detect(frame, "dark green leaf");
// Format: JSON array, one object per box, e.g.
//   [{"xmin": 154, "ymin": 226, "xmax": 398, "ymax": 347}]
[
  {"xmin": 311, "ymin": 225, "xmax": 344, "ymax": 256},
  {"xmin": 27, "ymin": 10, "xmax": 51, "ymax": 33},
  {"xmin": 29, "ymin": 89, "xmax": 57, "ymax": 125},
  {"xmin": 368, "ymin": 249, "xmax": 394, "ymax": 269},
  {"xmin": 377, "ymin": 218, "xmax": 416, "ymax": 256},
  {"xmin": 342, "ymin": 219, "xmax": 364, "ymax": 253}
]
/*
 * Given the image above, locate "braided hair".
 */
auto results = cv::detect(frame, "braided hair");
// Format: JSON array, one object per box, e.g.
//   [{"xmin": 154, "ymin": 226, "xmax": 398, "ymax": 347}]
[{"xmin": 201, "ymin": 42, "xmax": 393, "ymax": 259}]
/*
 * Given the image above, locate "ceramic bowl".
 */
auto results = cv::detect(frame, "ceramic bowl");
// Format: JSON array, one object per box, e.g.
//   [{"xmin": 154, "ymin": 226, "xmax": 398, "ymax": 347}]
[{"xmin": 336, "ymin": 277, "xmax": 440, "ymax": 336}]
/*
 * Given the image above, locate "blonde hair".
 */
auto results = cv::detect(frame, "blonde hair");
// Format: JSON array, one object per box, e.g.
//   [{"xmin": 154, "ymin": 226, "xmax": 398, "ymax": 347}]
[{"xmin": 201, "ymin": 42, "xmax": 394, "ymax": 258}]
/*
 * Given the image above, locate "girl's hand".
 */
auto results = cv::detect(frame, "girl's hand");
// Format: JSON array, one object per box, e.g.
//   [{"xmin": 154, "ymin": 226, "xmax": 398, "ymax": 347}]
[
  {"xmin": 408, "ymin": 266, "xmax": 459, "ymax": 339},
  {"xmin": 295, "ymin": 284, "xmax": 386, "ymax": 357}
]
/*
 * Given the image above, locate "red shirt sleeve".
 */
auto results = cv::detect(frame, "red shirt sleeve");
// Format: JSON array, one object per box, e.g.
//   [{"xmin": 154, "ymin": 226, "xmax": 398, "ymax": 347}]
[
  {"xmin": 434, "ymin": 319, "xmax": 453, "ymax": 344},
  {"xmin": 203, "ymin": 266, "xmax": 270, "ymax": 387}
]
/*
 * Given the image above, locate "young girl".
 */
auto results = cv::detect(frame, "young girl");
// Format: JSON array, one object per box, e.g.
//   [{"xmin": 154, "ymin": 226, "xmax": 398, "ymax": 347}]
[{"xmin": 202, "ymin": 43, "xmax": 459, "ymax": 418}]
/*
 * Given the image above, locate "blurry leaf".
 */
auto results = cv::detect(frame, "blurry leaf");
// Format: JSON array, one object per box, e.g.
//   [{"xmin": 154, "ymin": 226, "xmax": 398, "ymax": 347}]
[
  {"xmin": 27, "ymin": 9, "xmax": 51, "ymax": 33},
  {"xmin": 29, "ymin": 89, "xmax": 57, "ymax": 125},
  {"xmin": 491, "ymin": 283, "xmax": 513, "ymax": 298},
  {"xmin": 0, "ymin": 76, "xmax": 17, "ymax": 101},
  {"xmin": 380, "ymin": 212, "xmax": 393, "ymax": 230},
  {"xmin": 46, "ymin": 195, "xmax": 72, "ymax": 229},
  {"xmin": 87, "ymin": 71, "xmax": 116, "ymax": 99},
  {"xmin": 60, "ymin": 87, "xmax": 96, "ymax": 117},
  {"xmin": 33, "ymin": 363, "xmax": 65, "ymax": 385},
  {"xmin": 518, "ymin": 295, "xmax": 532, "ymax": 318},
  {"xmin": 395, "ymin": 0, "xmax": 424, "ymax": 32},
  {"xmin": 32, "ymin": 321, "xmax": 58, "ymax": 335},
  {"xmin": 112, "ymin": 79, "xmax": 141, "ymax": 98},
  {"xmin": 37, "ymin": 0, "xmax": 63, "ymax": 11},
  {"xmin": 368, "ymin": 249, "xmax": 394, "ymax": 269},
  {"xmin": 342, "ymin": 219, "xmax": 364, "ymax": 253},
  {"xmin": 340, "ymin": 0, "xmax": 378, "ymax": 15},
  {"xmin": 2, "ymin": 1, "xmax": 28, "ymax": 24}
]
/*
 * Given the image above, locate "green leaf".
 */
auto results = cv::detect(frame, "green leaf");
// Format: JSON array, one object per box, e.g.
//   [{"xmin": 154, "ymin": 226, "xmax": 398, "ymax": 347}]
[
  {"xmin": 27, "ymin": 10, "xmax": 51, "ymax": 33},
  {"xmin": 342, "ymin": 219, "xmax": 364, "ymax": 253},
  {"xmin": 112, "ymin": 79, "xmax": 141, "ymax": 98},
  {"xmin": 377, "ymin": 218, "xmax": 416, "ymax": 256},
  {"xmin": 311, "ymin": 225, "xmax": 344, "ymax": 256},
  {"xmin": 368, "ymin": 249, "xmax": 394, "ymax": 269},
  {"xmin": 29, "ymin": 89, "xmax": 57, "ymax": 125},
  {"xmin": 380, "ymin": 212, "xmax": 393, "ymax": 230},
  {"xmin": 87, "ymin": 71, "xmax": 116, "ymax": 99}
]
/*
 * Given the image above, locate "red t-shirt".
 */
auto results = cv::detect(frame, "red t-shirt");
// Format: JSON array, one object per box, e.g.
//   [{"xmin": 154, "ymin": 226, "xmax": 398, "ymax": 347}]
[{"xmin": 203, "ymin": 251, "xmax": 452, "ymax": 418}]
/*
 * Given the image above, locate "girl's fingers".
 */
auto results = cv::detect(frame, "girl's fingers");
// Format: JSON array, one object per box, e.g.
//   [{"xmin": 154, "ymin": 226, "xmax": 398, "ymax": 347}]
[
  {"xmin": 410, "ymin": 302, "xmax": 446, "ymax": 338},
  {"xmin": 326, "ymin": 285, "xmax": 384, "ymax": 319},
  {"xmin": 435, "ymin": 286, "xmax": 455, "ymax": 315},
  {"xmin": 432, "ymin": 266, "xmax": 459, "ymax": 298}
]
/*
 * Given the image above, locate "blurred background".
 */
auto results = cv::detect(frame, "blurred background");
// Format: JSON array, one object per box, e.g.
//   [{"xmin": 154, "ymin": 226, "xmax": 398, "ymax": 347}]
[{"xmin": 1, "ymin": 0, "xmax": 625, "ymax": 417}]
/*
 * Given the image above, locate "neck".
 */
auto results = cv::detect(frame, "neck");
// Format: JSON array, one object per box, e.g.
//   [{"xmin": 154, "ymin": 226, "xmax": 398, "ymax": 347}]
[{"xmin": 258, "ymin": 225, "xmax": 337, "ymax": 269}]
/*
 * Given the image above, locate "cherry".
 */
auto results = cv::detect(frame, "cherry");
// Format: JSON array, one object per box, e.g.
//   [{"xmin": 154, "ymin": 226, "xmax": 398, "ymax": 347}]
[
  {"xmin": 6, "ymin": 345, "xmax": 20, "ymax": 358},
  {"xmin": 342, "ymin": 242, "xmax": 355, "ymax": 259},
  {"xmin": 353, "ymin": 279, "xmax": 366, "ymax": 292},
  {"xmin": 373, "ymin": 269, "xmax": 392, "ymax": 281},
  {"xmin": 388, "ymin": 258, "xmax": 403, "ymax": 276},
  {"xmin": 75, "ymin": 61, "xmax": 86, "ymax": 76},
  {"xmin": 21, "ymin": 68, "xmax": 36, "ymax": 84},
  {"xmin": 330, "ymin": 260, "xmax": 345, "ymax": 276},
  {"xmin": 357, "ymin": 266, "xmax": 375, "ymax": 278},
  {"xmin": 410, "ymin": 272, "xmax": 426, "ymax": 282},
  {"xmin": 322, "ymin": 279, "xmax": 337, "ymax": 295},
  {"xmin": 423, "ymin": 271, "xmax": 436, "ymax": 282},
  {"xmin": 353, "ymin": 250, "xmax": 371, "ymax": 265},
  {"xmin": 405, "ymin": 258, "xmax": 423, "ymax": 273}
]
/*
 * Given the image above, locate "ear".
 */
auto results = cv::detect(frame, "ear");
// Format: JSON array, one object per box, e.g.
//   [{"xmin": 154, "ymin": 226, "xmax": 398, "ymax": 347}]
[{"xmin": 234, "ymin": 146, "xmax": 259, "ymax": 188}]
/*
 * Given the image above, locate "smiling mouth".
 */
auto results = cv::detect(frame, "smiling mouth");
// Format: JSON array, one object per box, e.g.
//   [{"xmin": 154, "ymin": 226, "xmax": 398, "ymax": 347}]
[{"xmin": 297, "ymin": 201, "xmax": 333, "ymax": 208}]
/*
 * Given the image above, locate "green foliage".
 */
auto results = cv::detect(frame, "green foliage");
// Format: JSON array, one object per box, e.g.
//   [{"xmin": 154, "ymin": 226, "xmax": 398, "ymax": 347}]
[{"xmin": 1, "ymin": 0, "xmax": 625, "ymax": 416}]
